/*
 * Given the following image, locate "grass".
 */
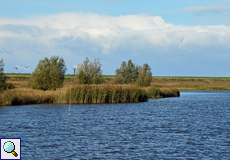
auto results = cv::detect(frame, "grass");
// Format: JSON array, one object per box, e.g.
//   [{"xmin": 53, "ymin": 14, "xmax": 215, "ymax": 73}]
[
  {"xmin": 0, "ymin": 88, "xmax": 56, "ymax": 106},
  {"xmin": 66, "ymin": 84, "xmax": 148, "ymax": 104},
  {"xmin": 0, "ymin": 85, "xmax": 148, "ymax": 106},
  {"xmin": 150, "ymin": 77, "xmax": 230, "ymax": 91}
]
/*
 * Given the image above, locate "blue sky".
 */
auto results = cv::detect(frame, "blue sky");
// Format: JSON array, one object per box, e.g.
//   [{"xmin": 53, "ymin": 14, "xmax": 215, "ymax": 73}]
[{"xmin": 1, "ymin": 0, "xmax": 230, "ymax": 76}]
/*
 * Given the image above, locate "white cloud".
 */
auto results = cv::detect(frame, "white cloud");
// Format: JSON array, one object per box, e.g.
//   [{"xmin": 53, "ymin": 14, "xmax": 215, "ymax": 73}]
[
  {"xmin": 1, "ymin": 12, "xmax": 229, "ymax": 51},
  {"xmin": 0, "ymin": 12, "xmax": 230, "ymax": 75}
]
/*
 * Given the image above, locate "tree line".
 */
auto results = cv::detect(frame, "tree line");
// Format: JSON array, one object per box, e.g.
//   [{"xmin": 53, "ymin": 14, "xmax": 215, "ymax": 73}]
[{"xmin": 0, "ymin": 56, "xmax": 152, "ymax": 91}]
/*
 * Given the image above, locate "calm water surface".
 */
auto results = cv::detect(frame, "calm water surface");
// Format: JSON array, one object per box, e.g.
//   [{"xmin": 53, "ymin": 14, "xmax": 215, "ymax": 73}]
[{"xmin": 0, "ymin": 91, "xmax": 230, "ymax": 159}]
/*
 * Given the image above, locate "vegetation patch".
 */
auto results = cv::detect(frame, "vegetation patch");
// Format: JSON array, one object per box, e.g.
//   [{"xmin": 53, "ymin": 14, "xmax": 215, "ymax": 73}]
[
  {"xmin": 146, "ymin": 86, "xmax": 180, "ymax": 98},
  {"xmin": 0, "ymin": 89, "xmax": 56, "ymax": 106},
  {"xmin": 66, "ymin": 84, "xmax": 148, "ymax": 104},
  {"xmin": 30, "ymin": 56, "xmax": 67, "ymax": 90}
]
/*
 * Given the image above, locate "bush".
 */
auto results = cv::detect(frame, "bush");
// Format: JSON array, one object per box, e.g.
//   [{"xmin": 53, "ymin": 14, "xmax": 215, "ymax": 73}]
[
  {"xmin": 76, "ymin": 57, "xmax": 104, "ymax": 84},
  {"xmin": 30, "ymin": 56, "xmax": 67, "ymax": 90},
  {"xmin": 113, "ymin": 75, "xmax": 123, "ymax": 84},
  {"xmin": 115, "ymin": 60, "xmax": 152, "ymax": 86},
  {"xmin": 115, "ymin": 60, "xmax": 139, "ymax": 84},
  {"xmin": 136, "ymin": 63, "xmax": 152, "ymax": 87},
  {"xmin": 77, "ymin": 71, "xmax": 86, "ymax": 84}
]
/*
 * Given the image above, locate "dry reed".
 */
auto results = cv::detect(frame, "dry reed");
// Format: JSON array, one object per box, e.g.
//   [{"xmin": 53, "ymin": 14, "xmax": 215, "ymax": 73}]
[
  {"xmin": 0, "ymin": 88, "xmax": 56, "ymax": 106},
  {"xmin": 66, "ymin": 84, "xmax": 148, "ymax": 104},
  {"xmin": 145, "ymin": 86, "xmax": 180, "ymax": 98}
]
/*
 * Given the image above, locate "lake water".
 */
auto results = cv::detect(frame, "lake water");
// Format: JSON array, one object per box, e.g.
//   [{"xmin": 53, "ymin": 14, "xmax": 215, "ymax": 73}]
[{"xmin": 0, "ymin": 91, "xmax": 230, "ymax": 159}]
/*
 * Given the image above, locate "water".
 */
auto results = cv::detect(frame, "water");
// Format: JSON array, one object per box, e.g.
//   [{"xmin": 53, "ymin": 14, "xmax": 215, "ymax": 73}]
[{"xmin": 0, "ymin": 91, "xmax": 230, "ymax": 159}]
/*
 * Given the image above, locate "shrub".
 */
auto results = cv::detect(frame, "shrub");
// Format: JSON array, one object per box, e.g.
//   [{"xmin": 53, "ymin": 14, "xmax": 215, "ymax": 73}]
[
  {"xmin": 115, "ymin": 60, "xmax": 139, "ymax": 84},
  {"xmin": 30, "ymin": 56, "xmax": 67, "ymax": 90},
  {"xmin": 113, "ymin": 75, "xmax": 123, "ymax": 84},
  {"xmin": 77, "ymin": 71, "xmax": 86, "ymax": 84},
  {"xmin": 115, "ymin": 60, "xmax": 152, "ymax": 86},
  {"xmin": 76, "ymin": 57, "xmax": 104, "ymax": 84},
  {"xmin": 136, "ymin": 63, "xmax": 152, "ymax": 87}
]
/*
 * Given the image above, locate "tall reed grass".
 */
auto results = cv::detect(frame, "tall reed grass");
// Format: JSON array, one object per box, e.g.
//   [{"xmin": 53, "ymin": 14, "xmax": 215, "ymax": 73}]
[
  {"xmin": 160, "ymin": 87, "xmax": 180, "ymax": 98},
  {"xmin": 66, "ymin": 84, "xmax": 148, "ymax": 104},
  {"xmin": 0, "ymin": 85, "xmax": 180, "ymax": 106},
  {"xmin": 146, "ymin": 86, "xmax": 180, "ymax": 98},
  {"xmin": 0, "ymin": 89, "xmax": 56, "ymax": 106}
]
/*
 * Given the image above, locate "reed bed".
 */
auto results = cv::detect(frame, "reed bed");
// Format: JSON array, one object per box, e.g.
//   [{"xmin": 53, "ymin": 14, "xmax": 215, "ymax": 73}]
[
  {"xmin": 0, "ymin": 84, "xmax": 150, "ymax": 106},
  {"xmin": 145, "ymin": 86, "xmax": 180, "ymax": 98},
  {"xmin": 0, "ymin": 84, "xmax": 180, "ymax": 106},
  {"xmin": 66, "ymin": 84, "xmax": 148, "ymax": 104},
  {"xmin": 159, "ymin": 87, "xmax": 180, "ymax": 97},
  {"xmin": 0, "ymin": 88, "xmax": 57, "ymax": 106}
]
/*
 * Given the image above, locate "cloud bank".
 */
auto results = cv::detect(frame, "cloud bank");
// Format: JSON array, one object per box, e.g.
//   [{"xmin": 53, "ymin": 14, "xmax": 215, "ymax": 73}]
[{"xmin": 0, "ymin": 12, "xmax": 230, "ymax": 76}]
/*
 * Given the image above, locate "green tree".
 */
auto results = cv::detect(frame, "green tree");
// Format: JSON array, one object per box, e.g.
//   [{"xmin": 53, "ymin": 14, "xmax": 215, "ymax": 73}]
[
  {"xmin": 77, "ymin": 70, "xmax": 86, "ymax": 84},
  {"xmin": 115, "ymin": 60, "xmax": 139, "ymax": 84},
  {"xmin": 0, "ymin": 59, "xmax": 6, "ymax": 91},
  {"xmin": 30, "ymin": 56, "xmax": 67, "ymax": 90},
  {"xmin": 136, "ymin": 63, "xmax": 152, "ymax": 87},
  {"xmin": 76, "ymin": 57, "xmax": 103, "ymax": 84}
]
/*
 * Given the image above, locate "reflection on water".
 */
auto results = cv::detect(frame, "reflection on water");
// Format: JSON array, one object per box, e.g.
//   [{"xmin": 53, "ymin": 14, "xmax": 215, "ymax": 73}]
[{"xmin": 0, "ymin": 91, "xmax": 230, "ymax": 159}]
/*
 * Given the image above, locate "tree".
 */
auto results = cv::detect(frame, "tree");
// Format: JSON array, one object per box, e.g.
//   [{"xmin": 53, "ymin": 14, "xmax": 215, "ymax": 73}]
[
  {"xmin": 77, "ymin": 70, "xmax": 86, "ymax": 84},
  {"xmin": 136, "ymin": 63, "xmax": 152, "ymax": 87},
  {"xmin": 115, "ymin": 59, "xmax": 139, "ymax": 84},
  {"xmin": 30, "ymin": 56, "xmax": 67, "ymax": 90},
  {"xmin": 0, "ymin": 59, "xmax": 6, "ymax": 91},
  {"xmin": 76, "ymin": 57, "xmax": 103, "ymax": 84}
]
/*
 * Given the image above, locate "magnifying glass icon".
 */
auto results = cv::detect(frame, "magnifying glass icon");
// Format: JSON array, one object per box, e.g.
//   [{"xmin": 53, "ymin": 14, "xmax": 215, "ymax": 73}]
[{"xmin": 3, "ymin": 141, "xmax": 18, "ymax": 157}]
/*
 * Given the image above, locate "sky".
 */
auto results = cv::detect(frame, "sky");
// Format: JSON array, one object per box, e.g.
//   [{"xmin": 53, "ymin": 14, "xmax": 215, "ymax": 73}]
[{"xmin": 1, "ymin": 0, "xmax": 230, "ymax": 76}]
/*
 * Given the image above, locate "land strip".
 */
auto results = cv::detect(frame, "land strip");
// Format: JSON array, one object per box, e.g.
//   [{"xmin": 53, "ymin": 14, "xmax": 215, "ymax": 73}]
[{"xmin": 5, "ymin": 74, "xmax": 230, "ymax": 91}]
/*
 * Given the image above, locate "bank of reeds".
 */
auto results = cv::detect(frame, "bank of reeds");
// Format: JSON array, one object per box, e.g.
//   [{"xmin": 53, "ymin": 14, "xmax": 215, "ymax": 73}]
[
  {"xmin": 66, "ymin": 84, "xmax": 148, "ymax": 104},
  {"xmin": 0, "ymin": 85, "xmax": 180, "ymax": 106},
  {"xmin": 146, "ymin": 86, "xmax": 180, "ymax": 98},
  {"xmin": 0, "ymin": 89, "xmax": 56, "ymax": 106},
  {"xmin": 160, "ymin": 87, "xmax": 180, "ymax": 97}
]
